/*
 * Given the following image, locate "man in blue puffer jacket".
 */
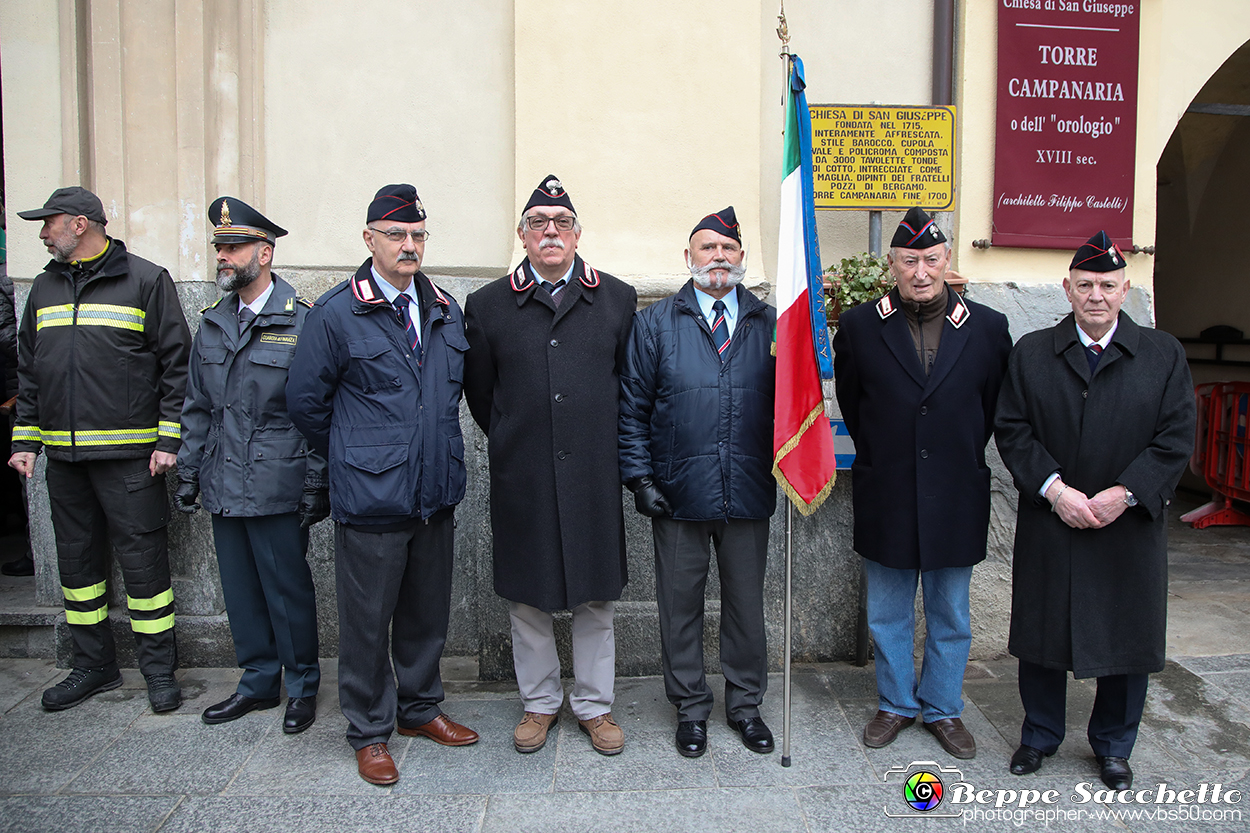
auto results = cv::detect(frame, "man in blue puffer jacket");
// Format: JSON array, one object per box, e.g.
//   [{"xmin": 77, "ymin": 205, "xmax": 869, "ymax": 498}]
[
  {"xmin": 619, "ymin": 207, "xmax": 777, "ymax": 760},
  {"xmin": 287, "ymin": 184, "xmax": 478, "ymax": 787}
]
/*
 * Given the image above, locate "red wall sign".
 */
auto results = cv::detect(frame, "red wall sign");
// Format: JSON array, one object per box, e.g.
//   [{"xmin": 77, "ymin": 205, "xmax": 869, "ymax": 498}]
[{"xmin": 992, "ymin": 1, "xmax": 1140, "ymax": 250}]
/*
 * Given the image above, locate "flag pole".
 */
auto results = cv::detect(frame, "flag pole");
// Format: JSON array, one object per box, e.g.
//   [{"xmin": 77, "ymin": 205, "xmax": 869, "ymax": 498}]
[{"xmin": 777, "ymin": 1, "xmax": 794, "ymax": 769}]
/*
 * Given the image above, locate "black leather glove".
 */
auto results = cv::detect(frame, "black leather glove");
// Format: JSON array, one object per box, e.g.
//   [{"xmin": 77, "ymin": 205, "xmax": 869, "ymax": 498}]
[
  {"xmin": 299, "ymin": 484, "xmax": 331, "ymax": 529},
  {"xmin": 173, "ymin": 477, "xmax": 200, "ymax": 515},
  {"xmin": 628, "ymin": 475, "xmax": 672, "ymax": 518}
]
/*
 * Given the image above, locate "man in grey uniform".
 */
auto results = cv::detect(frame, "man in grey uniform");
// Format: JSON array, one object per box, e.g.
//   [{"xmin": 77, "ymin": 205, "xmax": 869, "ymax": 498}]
[{"xmin": 176, "ymin": 197, "xmax": 326, "ymax": 734}]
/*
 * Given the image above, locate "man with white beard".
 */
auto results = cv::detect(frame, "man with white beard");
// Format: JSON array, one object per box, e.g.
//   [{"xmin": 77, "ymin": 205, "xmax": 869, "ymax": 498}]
[
  {"xmin": 176, "ymin": 197, "xmax": 326, "ymax": 735},
  {"xmin": 619, "ymin": 207, "xmax": 778, "ymax": 758}
]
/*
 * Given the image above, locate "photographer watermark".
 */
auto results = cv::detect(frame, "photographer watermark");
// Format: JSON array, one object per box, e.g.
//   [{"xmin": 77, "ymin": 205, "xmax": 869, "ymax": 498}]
[{"xmin": 882, "ymin": 760, "xmax": 1242, "ymax": 821}]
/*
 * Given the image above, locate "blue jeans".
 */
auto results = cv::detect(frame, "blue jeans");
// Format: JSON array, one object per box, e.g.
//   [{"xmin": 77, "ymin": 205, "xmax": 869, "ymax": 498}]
[{"xmin": 863, "ymin": 559, "xmax": 973, "ymax": 722}]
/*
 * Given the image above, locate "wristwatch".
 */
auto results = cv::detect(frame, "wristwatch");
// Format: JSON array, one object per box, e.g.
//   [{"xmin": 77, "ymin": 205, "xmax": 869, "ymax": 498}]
[{"xmin": 1123, "ymin": 488, "xmax": 1138, "ymax": 507}]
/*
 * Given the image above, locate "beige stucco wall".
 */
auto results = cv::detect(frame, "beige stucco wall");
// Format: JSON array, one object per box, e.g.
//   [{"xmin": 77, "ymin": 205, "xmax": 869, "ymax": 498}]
[
  {"xmin": 2, "ymin": 0, "xmax": 66, "ymax": 279},
  {"xmin": 954, "ymin": 0, "xmax": 1250, "ymax": 293}
]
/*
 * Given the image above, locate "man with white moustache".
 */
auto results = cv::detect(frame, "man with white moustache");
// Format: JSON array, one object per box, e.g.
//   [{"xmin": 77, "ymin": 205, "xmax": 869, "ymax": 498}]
[{"xmin": 620, "ymin": 206, "xmax": 778, "ymax": 758}]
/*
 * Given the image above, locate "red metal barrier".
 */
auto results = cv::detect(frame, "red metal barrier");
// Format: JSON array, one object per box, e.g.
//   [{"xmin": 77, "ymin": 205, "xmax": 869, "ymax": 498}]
[{"xmin": 1180, "ymin": 381, "xmax": 1250, "ymax": 529}]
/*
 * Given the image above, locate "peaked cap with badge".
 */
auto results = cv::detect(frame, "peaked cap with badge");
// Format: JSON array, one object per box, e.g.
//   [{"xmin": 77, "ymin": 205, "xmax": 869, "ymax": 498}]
[
  {"xmin": 210, "ymin": 197, "xmax": 288, "ymax": 245},
  {"xmin": 690, "ymin": 206, "xmax": 741, "ymax": 243},
  {"xmin": 1069, "ymin": 230, "xmax": 1124, "ymax": 272},
  {"xmin": 523, "ymin": 174, "xmax": 576, "ymax": 215},
  {"xmin": 891, "ymin": 206, "xmax": 947, "ymax": 249},
  {"xmin": 367, "ymin": 184, "xmax": 426, "ymax": 224}
]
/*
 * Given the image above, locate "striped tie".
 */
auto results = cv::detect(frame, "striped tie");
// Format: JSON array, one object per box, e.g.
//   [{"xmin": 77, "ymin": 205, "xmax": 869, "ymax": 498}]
[
  {"xmin": 1085, "ymin": 342, "xmax": 1102, "ymax": 374},
  {"xmin": 541, "ymin": 280, "xmax": 566, "ymax": 308},
  {"xmin": 711, "ymin": 299, "xmax": 730, "ymax": 361},
  {"xmin": 394, "ymin": 295, "xmax": 419, "ymax": 351}
]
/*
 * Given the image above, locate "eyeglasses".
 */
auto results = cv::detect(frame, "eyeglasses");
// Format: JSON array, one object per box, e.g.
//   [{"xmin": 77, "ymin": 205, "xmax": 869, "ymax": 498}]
[
  {"xmin": 523, "ymin": 214, "xmax": 577, "ymax": 232},
  {"xmin": 368, "ymin": 227, "xmax": 431, "ymax": 243}
]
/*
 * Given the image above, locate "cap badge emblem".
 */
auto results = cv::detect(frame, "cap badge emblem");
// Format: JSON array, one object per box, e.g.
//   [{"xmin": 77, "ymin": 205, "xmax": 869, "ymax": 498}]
[
  {"xmin": 219, "ymin": 200, "xmax": 232, "ymax": 227},
  {"xmin": 545, "ymin": 179, "xmax": 564, "ymax": 196}
]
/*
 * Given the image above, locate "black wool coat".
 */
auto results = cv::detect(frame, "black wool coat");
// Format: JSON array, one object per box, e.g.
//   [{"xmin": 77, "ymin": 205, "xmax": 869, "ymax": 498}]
[
  {"xmin": 994, "ymin": 312, "xmax": 1195, "ymax": 678},
  {"xmin": 464, "ymin": 256, "xmax": 637, "ymax": 612},
  {"xmin": 833, "ymin": 287, "xmax": 1012, "ymax": 571}
]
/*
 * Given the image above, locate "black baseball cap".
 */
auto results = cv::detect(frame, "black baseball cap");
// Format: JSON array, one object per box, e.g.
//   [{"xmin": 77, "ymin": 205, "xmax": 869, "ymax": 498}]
[{"xmin": 18, "ymin": 186, "xmax": 107, "ymax": 225}]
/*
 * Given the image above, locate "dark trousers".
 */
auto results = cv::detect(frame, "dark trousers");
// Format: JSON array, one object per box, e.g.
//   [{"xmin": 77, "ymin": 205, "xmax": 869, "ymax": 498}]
[
  {"xmin": 335, "ymin": 517, "xmax": 453, "ymax": 750},
  {"xmin": 1018, "ymin": 659, "xmax": 1149, "ymax": 758},
  {"xmin": 652, "ymin": 516, "xmax": 769, "ymax": 721},
  {"xmin": 211, "ymin": 513, "xmax": 320, "ymax": 699},
  {"xmin": 46, "ymin": 457, "xmax": 176, "ymax": 677}
]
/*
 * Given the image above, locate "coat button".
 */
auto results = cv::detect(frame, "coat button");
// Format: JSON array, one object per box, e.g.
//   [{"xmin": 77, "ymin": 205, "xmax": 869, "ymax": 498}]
[
  {"xmin": 1082, "ymin": 390, "xmax": 1088, "ymax": 398},
  {"xmin": 920, "ymin": 449, "xmax": 929, "ymax": 459},
  {"xmin": 554, "ymin": 393, "xmax": 564, "ymax": 402},
  {"xmin": 223, "ymin": 508, "xmax": 230, "ymax": 515},
  {"xmin": 920, "ymin": 406, "xmax": 928, "ymax": 415},
  {"xmin": 226, "ymin": 456, "xmax": 232, "ymax": 462},
  {"xmin": 558, "ymin": 451, "xmax": 568, "ymax": 460},
  {"xmin": 550, "ymin": 339, "xmax": 559, "ymax": 347}
]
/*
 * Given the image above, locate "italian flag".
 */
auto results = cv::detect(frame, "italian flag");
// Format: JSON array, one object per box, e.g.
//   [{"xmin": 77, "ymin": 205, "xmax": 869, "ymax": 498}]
[{"xmin": 773, "ymin": 55, "xmax": 836, "ymax": 515}]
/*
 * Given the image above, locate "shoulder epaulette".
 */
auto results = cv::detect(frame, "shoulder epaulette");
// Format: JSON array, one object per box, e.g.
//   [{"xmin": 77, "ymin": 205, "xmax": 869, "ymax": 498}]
[{"xmin": 299, "ymin": 297, "xmax": 313, "ymax": 308}]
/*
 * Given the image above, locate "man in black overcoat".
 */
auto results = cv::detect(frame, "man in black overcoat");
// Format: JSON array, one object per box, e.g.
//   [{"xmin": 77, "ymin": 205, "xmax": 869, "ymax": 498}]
[
  {"xmin": 833, "ymin": 207, "xmax": 1012, "ymax": 760},
  {"xmin": 995, "ymin": 230, "xmax": 1195, "ymax": 791},
  {"xmin": 464, "ymin": 175, "xmax": 637, "ymax": 756}
]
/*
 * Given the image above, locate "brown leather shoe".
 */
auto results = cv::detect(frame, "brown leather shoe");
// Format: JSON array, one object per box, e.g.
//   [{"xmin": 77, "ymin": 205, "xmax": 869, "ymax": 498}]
[
  {"xmin": 578, "ymin": 712, "xmax": 624, "ymax": 756},
  {"xmin": 355, "ymin": 742, "xmax": 398, "ymax": 786},
  {"xmin": 924, "ymin": 717, "xmax": 977, "ymax": 759},
  {"xmin": 397, "ymin": 713, "xmax": 480, "ymax": 746},
  {"xmin": 513, "ymin": 711, "xmax": 559, "ymax": 753},
  {"xmin": 862, "ymin": 710, "xmax": 915, "ymax": 748}
]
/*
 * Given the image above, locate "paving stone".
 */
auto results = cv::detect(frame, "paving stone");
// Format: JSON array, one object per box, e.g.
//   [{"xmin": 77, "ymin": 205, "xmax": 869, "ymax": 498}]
[
  {"xmin": 64, "ymin": 712, "xmax": 269, "ymax": 795},
  {"xmin": 482, "ymin": 788, "xmax": 808, "ymax": 833},
  {"xmin": 0, "ymin": 658, "xmax": 59, "ymax": 714},
  {"xmin": 0, "ymin": 692, "xmax": 147, "ymax": 795},
  {"xmin": 0, "ymin": 796, "xmax": 180, "ymax": 833},
  {"xmin": 160, "ymin": 795, "xmax": 487, "ymax": 833}
]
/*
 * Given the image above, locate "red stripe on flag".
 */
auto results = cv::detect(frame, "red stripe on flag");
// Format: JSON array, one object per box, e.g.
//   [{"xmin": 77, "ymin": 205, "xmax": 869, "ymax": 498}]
[{"xmin": 773, "ymin": 289, "xmax": 837, "ymax": 511}]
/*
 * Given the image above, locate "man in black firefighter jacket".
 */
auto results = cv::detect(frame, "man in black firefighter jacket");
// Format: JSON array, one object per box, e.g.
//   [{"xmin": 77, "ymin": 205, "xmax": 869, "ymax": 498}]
[{"xmin": 9, "ymin": 187, "xmax": 191, "ymax": 713}]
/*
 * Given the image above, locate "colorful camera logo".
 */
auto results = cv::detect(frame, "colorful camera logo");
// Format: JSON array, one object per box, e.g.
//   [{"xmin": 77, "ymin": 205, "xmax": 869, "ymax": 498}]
[{"xmin": 904, "ymin": 769, "xmax": 944, "ymax": 811}]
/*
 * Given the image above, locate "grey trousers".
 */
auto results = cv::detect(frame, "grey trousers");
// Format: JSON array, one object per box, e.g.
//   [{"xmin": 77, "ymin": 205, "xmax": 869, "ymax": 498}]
[
  {"xmin": 653, "ymin": 517, "xmax": 769, "ymax": 722},
  {"xmin": 509, "ymin": 600, "xmax": 615, "ymax": 720},
  {"xmin": 335, "ymin": 518, "xmax": 452, "ymax": 750}
]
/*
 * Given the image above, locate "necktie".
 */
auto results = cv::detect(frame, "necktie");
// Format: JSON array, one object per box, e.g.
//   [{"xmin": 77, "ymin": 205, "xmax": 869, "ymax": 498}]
[
  {"xmin": 238, "ymin": 306, "xmax": 256, "ymax": 336},
  {"xmin": 541, "ymin": 280, "xmax": 566, "ymax": 308},
  {"xmin": 711, "ymin": 299, "xmax": 730, "ymax": 361},
  {"xmin": 1085, "ymin": 342, "xmax": 1103, "ymax": 374},
  {"xmin": 394, "ymin": 294, "xmax": 419, "ymax": 351}
]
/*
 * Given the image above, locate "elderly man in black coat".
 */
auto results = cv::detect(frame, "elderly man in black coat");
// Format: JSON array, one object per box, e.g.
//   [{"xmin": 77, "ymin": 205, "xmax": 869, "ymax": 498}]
[
  {"xmin": 995, "ymin": 231, "xmax": 1195, "ymax": 791},
  {"xmin": 833, "ymin": 208, "xmax": 1012, "ymax": 761},
  {"xmin": 620, "ymin": 207, "xmax": 777, "ymax": 759},
  {"xmin": 464, "ymin": 175, "xmax": 637, "ymax": 757}
]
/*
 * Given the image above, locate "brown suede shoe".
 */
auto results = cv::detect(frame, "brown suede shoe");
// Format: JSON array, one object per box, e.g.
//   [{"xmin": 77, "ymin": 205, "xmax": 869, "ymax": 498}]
[
  {"xmin": 355, "ymin": 742, "xmax": 398, "ymax": 786},
  {"xmin": 924, "ymin": 717, "xmax": 977, "ymax": 759},
  {"xmin": 513, "ymin": 711, "xmax": 559, "ymax": 753},
  {"xmin": 578, "ymin": 712, "xmax": 624, "ymax": 756},
  {"xmin": 397, "ymin": 713, "xmax": 480, "ymax": 746},
  {"xmin": 862, "ymin": 710, "xmax": 915, "ymax": 748}
]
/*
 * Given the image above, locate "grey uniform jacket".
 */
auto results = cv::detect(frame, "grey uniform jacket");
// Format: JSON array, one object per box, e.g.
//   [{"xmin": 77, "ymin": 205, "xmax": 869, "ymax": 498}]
[{"xmin": 178, "ymin": 275, "xmax": 327, "ymax": 516}]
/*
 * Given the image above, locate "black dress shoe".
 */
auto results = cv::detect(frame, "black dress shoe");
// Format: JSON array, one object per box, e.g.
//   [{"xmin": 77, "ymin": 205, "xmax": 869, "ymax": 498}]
[
  {"xmin": 283, "ymin": 696, "xmax": 317, "ymax": 734},
  {"xmin": 201, "ymin": 692, "xmax": 280, "ymax": 725},
  {"xmin": 1098, "ymin": 756, "xmax": 1133, "ymax": 791},
  {"xmin": 1009, "ymin": 744, "xmax": 1053, "ymax": 775},
  {"xmin": 728, "ymin": 717, "xmax": 774, "ymax": 753},
  {"xmin": 675, "ymin": 720, "xmax": 707, "ymax": 758}
]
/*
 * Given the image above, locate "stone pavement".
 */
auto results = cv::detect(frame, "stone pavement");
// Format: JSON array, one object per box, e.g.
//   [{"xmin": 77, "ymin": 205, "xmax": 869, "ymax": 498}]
[{"xmin": 0, "ymin": 653, "xmax": 1247, "ymax": 833}]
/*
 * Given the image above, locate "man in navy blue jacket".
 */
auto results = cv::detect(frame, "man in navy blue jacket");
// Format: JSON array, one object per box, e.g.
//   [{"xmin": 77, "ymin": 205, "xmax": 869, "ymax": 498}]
[
  {"xmin": 620, "ymin": 207, "xmax": 777, "ymax": 759},
  {"xmin": 287, "ymin": 185, "xmax": 477, "ymax": 787},
  {"xmin": 833, "ymin": 208, "xmax": 1011, "ymax": 761}
]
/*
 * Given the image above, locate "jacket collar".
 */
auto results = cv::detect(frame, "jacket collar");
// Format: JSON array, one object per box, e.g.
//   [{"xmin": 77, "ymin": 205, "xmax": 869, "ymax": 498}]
[
  {"xmin": 45, "ymin": 237, "xmax": 130, "ymax": 286},
  {"xmin": 673, "ymin": 280, "xmax": 767, "ymax": 322},
  {"xmin": 350, "ymin": 259, "xmax": 450, "ymax": 318},
  {"xmin": 1053, "ymin": 311, "xmax": 1138, "ymax": 380},
  {"xmin": 877, "ymin": 286, "xmax": 975, "ymax": 394},
  {"xmin": 510, "ymin": 255, "xmax": 599, "ymax": 301}
]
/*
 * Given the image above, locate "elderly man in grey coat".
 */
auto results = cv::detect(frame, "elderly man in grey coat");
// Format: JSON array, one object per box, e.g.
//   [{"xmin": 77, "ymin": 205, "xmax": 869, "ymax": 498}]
[
  {"xmin": 995, "ymin": 230, "xmax": 1195, "ymax": 792},
  {"xmin": 464, "ymin": 175, "xmax": 637, "ymax": 757}
]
